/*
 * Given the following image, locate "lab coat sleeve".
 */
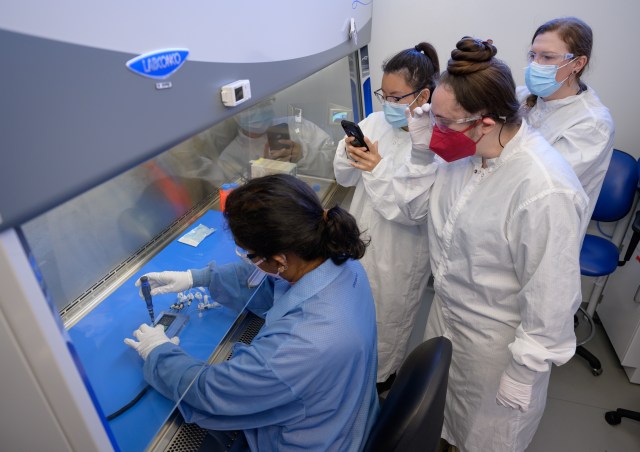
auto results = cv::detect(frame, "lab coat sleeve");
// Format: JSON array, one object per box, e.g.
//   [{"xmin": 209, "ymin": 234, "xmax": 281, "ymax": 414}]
[
  {"xmin": 144, "ymin": 341, "xmax": 305, "ymax": 430},
  {"xmin": 191, "ymin": 261, "xmax": 273, "ymax": 316},
  {"xmin": 551, "ymin": 120, "xmax": 614, "ymax": 197},
  {"xmin": 359, "ymin": 157, "xmax": 426, "ymax": 225},
  {"xmin": 333, "ymin": 136, "xmax": 362, "ymax": 187},
  {"xmin": 392, "ymin": 146, "xmax": 439, "ymax": 223},
  {"xmin": 505, "ymin": 191, "xmax": 588, "ymax": 384},
  {"xmin": 292, "ymin": 120, "xmax": 336, "ymax": 179}
]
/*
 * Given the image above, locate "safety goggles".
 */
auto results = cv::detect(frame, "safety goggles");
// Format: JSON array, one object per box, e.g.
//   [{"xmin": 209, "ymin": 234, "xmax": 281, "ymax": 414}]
[
  {"xmin": 429, "ymin": 110, "xmax": 507, "ymax": 133},
  {"xmin": 235, "ymin": 246, "xmax": 258, "ymax": 261},
  {"xmin": 429, "ymin": 109, "xmax": 482, "ymax": 133},
  {"xmin": 526, "ymin": 51, "xmax": 574, "ymax": 66}
]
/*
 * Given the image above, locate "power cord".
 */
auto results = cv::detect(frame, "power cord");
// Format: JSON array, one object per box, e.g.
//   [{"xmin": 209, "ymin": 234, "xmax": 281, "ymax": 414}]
[{"xmin": 106, "ymin": 384, "xmax": 151, "ymax": 421}]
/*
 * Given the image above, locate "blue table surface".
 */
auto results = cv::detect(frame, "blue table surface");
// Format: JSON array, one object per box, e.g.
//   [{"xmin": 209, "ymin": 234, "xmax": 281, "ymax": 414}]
[{"xmin": 68, "ymin": 210, "xmax": 251, "ymax": 452}]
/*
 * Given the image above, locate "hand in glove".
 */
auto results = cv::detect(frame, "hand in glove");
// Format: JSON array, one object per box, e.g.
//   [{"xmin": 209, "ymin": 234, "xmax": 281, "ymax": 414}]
[
  {"xmin": 124, "ymin": 324, "xmax": 180, "ymax": 360},
  {"xmin": 496, "ymin": 371, "xmax": 533, "ymax": 412},
  {"xmin": 404, "ymin": 102, "xmax": 433, "ymax": 151},
  {"xmin": 135, "ymin": 271, "xmax": 193, "ymax": 297}
]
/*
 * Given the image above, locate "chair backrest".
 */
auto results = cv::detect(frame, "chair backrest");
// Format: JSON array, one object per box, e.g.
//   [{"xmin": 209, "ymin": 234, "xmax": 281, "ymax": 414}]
[
  {"xmin": 592, "ymin": 149, "xmax": 639, "ymax": 222},
  {"xmin": 363, "ymin": 336, "xmax": 452, "ymax": 452}
]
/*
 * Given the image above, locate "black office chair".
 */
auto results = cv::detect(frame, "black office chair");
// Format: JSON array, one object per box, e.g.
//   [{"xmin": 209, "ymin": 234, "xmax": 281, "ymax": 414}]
[
  {"xmin": 605, "ymin": 407, "xmax": 640, "ymax": 425},
  {"xmin": 363, "ymin": 336, "xmax": 452, "ymax": 452},
  {"xmin": 576, "ymin": 149, "xmax": 639, "ymax": 376}
]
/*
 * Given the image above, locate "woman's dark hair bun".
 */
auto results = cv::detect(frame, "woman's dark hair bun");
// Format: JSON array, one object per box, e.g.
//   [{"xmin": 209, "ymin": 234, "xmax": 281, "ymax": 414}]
[{"xmin": 448, "ymin": 36, "xmax": 497, "ymax": 75}]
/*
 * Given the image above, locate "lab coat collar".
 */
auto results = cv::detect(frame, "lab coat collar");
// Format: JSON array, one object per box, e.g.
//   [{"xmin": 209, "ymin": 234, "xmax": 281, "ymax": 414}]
[
  {"xmin": 265, "ymin": 258, "xmax": 343, "ymax": 324},
  {"xmin": 475, "ymin": 120, "xmax": 528, "ymax": 171},
  {"xmin": 534, "ymin": 85, "xmax": 588, "ymax": 112}
]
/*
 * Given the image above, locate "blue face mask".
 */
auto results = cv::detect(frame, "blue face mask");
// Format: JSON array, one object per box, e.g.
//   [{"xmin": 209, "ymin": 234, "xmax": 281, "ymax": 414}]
[
  {"xmin": 235, "ymin": 103, "xmax": 276, "ymax": 134},
  {"xmin": 383, "ymin": 102, "xmax": 409, "ymax": 128},
  {"xmin": 525, "ymin": 60, "xmax": 574, "ymax": 98}
]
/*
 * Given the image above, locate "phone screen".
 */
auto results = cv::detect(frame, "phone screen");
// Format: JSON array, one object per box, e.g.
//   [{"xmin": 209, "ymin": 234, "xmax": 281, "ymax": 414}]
[
  {"xmin": 157, "ymin": 313, "xmax": 176, "ymax": 329},
  {"xmin": 341, "ymin": 120, "xmax": 369, "ymax": 158},
  {"xmin": 267, "ymin": 123, "xmax": 291, "ymax": 151}
]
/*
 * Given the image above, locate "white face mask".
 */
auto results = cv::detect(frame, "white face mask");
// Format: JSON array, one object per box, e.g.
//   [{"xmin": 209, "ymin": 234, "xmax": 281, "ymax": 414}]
[
  {"xmin": 259, "ymin": 267, "xmax": 284, "ymax": 280},
  {"xmin": 242, "ymin": 255, "xmax": 286, "ymax": 279}
]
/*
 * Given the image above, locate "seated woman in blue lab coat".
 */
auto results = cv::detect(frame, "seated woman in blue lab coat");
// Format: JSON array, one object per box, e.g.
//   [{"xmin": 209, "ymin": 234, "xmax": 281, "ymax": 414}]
[{"xmin": 125, "ymin": 174, "xmax": 379, "ymax": 452}]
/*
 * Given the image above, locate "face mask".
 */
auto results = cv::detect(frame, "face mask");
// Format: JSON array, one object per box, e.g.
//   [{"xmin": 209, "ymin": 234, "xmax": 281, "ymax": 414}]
[
  {"xmin": 382, "ymin": 92, "xmax": 424, "ymax": 128},
  {"xmin": 525, "ymin": 60, "xmax": 574, "ymax": 98},
  {"xmin": 259, "ymin": 267, "xmax": 284, "ymax": 280},
  {"xmin": 429, "ymin": 122, "xmax": 481, "ymax": 162},
  {"xmin": 383, "ymin": 102, "xmax": 409, "ymax": 128},
  {"xmin": 243, "ymin": 255, "xmax": 286, "ymax": 279},
  {"xmin": 235, "ymin": 104, "xmax": 276, "ymax": 134}
]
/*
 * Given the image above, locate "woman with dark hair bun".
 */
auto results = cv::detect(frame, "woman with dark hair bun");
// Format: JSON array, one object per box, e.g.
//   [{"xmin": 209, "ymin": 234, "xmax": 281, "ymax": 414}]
[
  {"xmin": 334, "ymin": 42, "xmax": 440, "ymax": 392},
  {"xmin": 393, "ymin": 37, "xmax": 589, "ymax": 451},
  {"xmin": 126, "ymin": 174, "xmax": 378, "ymax": 451}
]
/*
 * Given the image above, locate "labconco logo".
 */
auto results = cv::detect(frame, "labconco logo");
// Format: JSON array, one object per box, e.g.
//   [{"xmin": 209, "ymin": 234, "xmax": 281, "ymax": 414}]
[{"xmin": 126, "ymin": 48, "xmax": 189, "ymax": 80}]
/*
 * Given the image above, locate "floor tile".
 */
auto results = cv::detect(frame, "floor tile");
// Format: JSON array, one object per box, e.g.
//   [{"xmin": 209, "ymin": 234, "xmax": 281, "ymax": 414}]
[
  {"xmin": 530, "ymin": 324, "xmax": 640, "ymax": 451},
  {"xmin": 527, "ymin": 398, "xmax": 640, "ymax": 452}
]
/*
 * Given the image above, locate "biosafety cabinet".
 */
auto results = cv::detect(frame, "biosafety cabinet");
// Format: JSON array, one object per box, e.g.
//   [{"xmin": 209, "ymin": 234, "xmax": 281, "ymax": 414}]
[{"xmin": 0, "ymin": 2, "xmax": 372, "ymax": 450}]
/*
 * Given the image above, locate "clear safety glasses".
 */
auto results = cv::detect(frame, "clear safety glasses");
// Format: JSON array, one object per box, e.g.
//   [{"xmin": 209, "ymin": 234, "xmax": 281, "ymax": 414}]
[
  {"xmin": 374, "ymin": 88, "xmax": 421, "ymax": 105},
  {"xmin": 526, "ymin": 51, "xmax": 574, "ymax": 66},
  {"xmin": 429, "ymin": 109, "xmax": 482, "ymax": 133},
  {"xmin": 235, "ymin": 246, "xmax": 258, "ymax": 261},
  {"xmin": 235, "ymin": 246, "xmax": 266, "ymax": 267}
]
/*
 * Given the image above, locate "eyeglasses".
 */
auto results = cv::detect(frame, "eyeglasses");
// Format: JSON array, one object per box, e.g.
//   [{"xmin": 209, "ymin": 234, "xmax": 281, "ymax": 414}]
[
  {"xmin": 235, "ymin": 246, "xmax": 258, "ymax": 261},
  {"xmin": 429, "ymin": 109, "xmax": 482, "ymax": 133},
  {"xmin": 526, "ymin": 51, "xmax": 574, "ymax": 66},
  {"xmin": 429, "ymin": 110, "xmax": 507, "ymax": 133},
  {"xmin": 374, "ymin": 88, "xmax": 421, "ymax": 104}
]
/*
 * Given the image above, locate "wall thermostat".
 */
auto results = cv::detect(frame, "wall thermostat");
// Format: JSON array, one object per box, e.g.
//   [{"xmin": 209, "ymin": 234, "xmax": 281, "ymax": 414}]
[{"xmin": 221, "ymin": 79, "xmax": 251, "ymax": 107}]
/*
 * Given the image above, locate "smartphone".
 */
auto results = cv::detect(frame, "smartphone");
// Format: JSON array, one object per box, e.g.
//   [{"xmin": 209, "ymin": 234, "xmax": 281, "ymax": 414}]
[
  {"xmin": 266, "ymin": 123, "xmax": 291, "ymax": 151},
  {"xmin": 341, "ymin": 120, "xmax": 370, "ymax": 158}
]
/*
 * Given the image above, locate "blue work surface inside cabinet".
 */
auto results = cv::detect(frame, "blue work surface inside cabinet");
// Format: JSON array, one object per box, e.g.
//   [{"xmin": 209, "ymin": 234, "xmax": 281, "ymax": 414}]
[{"xmin": 68, "ymin": 210, "xmax": 249, "ymax": 452}]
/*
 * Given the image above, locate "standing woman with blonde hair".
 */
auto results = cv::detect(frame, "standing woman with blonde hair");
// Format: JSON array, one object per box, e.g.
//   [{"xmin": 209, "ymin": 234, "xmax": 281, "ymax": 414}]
[{"xmin": 394, "ymin": 37, "xmax": 589, "ymax": 451}]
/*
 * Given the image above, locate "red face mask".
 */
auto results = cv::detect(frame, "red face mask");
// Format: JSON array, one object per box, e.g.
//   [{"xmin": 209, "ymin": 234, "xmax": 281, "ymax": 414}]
[{"xmin": 429, "ymin": 121, "xmax": 482, "ymax": 162}]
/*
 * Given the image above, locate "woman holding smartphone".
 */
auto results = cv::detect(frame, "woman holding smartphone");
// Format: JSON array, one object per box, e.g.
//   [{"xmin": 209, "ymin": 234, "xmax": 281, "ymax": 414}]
[{"xmin": 333, "ymin": 42, "xmax": 440, "ymax": 392}]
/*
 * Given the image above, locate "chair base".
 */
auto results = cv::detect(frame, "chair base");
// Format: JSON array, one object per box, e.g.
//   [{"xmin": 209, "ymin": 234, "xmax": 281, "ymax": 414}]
[
  {"xmin": 605, "ymin": 409, "xmax": 640, "ymax": 425},
  {"xmin": 576, "ymin": 345, "xmax": 603, "ymax": 376},
  {"xmin": 575, "ymin": 307, "xmax": 596, "ymax": 346}
]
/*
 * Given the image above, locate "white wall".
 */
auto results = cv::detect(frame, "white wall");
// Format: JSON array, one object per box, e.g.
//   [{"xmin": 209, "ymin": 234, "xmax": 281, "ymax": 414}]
[{"xmin": 369, "ymin": 0, "xmax": 639, "ymax": 158}]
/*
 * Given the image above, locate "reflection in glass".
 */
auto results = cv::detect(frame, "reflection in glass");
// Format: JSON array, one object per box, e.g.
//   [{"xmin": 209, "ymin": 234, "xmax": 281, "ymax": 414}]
[
  {"xmin": 22, "ymin": 55, "xmax": 355, "ymax": 315},
  {"xmin": 17, "ymin": 53, "xmax": 359, "ymax": 449}
]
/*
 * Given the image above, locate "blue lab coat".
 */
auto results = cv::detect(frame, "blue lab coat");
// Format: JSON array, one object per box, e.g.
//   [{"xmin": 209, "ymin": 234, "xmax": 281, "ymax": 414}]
[{"xmin": 144, "ymin": 259, "xmax": 379, "ymax": 451}]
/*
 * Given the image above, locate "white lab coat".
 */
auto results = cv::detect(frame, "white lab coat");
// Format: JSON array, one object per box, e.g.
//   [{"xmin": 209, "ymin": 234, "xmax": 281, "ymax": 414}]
[
  {"xmin": 517, "ymin": 85, "xmax": 615, "ymax": 218},
  {"xmin": 213, "ymin": 116, "xmax": 335, "ymax": 181},
  {"xmin": 334, "ymin": 112, "xmax": 430, "ymax": 382},
  {"xmin": 394, "ymin": 121, "xmax": 589, "ymax": 451}
]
